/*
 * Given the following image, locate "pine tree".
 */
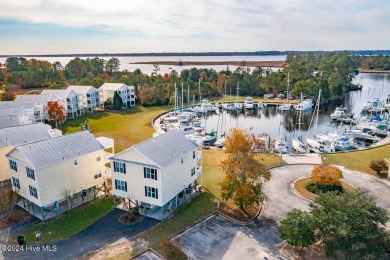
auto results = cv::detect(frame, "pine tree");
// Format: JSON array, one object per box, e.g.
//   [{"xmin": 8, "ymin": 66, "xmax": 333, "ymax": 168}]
[{"xmin": 113, "ymin": 91, "xmax": 123, "ymax": 110}]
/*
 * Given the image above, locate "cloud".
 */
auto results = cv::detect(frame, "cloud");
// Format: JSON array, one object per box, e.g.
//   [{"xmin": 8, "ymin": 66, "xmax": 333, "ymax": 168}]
[{"xmin": 0, "ymin": 0, "xmax": 389, "ymax": 52}]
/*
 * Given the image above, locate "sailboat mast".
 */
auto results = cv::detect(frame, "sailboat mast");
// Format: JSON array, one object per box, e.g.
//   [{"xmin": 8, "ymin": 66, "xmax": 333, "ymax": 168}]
[
  {"xmin": 181, "ymin": 82, "xmax": 184, "ymax": 110},
  {"xmin": 298, "ymin": 92, "xmax": 302, "ymax": 138},
  {"xmin": 174, "ymin": 83, "xmax": 177, "ymax": 116},
  {"xmin": 287, "ymin": 72, "xmax": 290, "ymax": 105},
  {"xmin": 224, "ymin": 81, "xmax": 227, "ymax": 102},
  {"xmin": 315, "ymin": 89, "xmax": 321, "ymax": 135},
  {"xmin": 199, "ymin": 78, "xmax": 201, "ymax": 103},
  {"xmin": 187, "ymin": 85, "xmax": 190, "ymax": 106}
]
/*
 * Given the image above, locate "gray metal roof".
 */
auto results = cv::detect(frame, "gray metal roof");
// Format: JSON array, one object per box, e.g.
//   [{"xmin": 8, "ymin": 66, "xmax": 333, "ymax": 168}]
[
  {"xmin": 0, "ymin": 101, "xmax": 36, "ymax": 110},
  {"xmin": 0, "ymin": 115, "xmax": 21, "ymax": 129},
  {"xmin": 0, "ymin": 107, "xmax": 24, "ymax": 116},
  {"xmin": 40, "ymin": 89, "xmax": 74, "ymax": 99},
  {"xmin": 7, "ymin": 131, "xmax": 104, "ymax": 169},
  {"xmin": 15, "ymin": 94, "xmax": 55, "ymax": 105},
  {"xmin": 67, "ymin": 85, "xmax": 97, "ymax": 94},
  {"xmin": 0, "ymin": 123, "xmax": 51, "ymax": 148},
  {"xmin": 112, "ymin": 130, "xmax": 198, "ymax": 168},
  {"xmin": 100, "ymin": 83, "xmax": 128, "ymax": 91}
]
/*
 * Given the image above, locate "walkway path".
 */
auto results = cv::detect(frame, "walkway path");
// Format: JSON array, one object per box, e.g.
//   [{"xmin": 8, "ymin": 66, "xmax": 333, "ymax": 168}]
[
  {"xmin": 1, "ymin": 209, "xmax": 159, "ymax": 260},
  {"xmin": 262, "ymin": 165, "xmax": 390, "ymax": 227}
]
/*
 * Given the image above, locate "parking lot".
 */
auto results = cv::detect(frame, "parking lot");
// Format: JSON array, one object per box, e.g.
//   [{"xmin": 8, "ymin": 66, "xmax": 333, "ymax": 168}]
[{"xmin": 171, "ymin": 214, "xmax": 284, "ymax": 260}]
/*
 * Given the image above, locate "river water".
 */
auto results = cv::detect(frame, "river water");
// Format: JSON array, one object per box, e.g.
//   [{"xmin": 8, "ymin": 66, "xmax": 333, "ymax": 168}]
[
  {"xmin": 0, "ymin": 55, "xmax": 286, "ymax": 75},
  {"xmin": 202, "ymin": 73, "xmax": 390, "ymax": 146}
]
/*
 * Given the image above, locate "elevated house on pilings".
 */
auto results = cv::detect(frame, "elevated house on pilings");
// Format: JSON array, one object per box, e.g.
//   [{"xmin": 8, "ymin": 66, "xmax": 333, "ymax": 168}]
[
  {"xmin": 110, "ymin": 130, "xmax": 203, "ymax": 220},
  {"xmin": 5, "ymin": 131, "xmax": 107, "ymax": 221}
]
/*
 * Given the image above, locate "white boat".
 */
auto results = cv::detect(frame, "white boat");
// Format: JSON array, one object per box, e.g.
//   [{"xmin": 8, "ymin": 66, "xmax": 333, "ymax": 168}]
[
  {"xmin": 385, "ymin": 94, "xmax": 390, "ymax": 110},
  {"xmin": 330, "ymin": 106, "xmax": 347, "ymax": 120},
  {"xmin": 258, "ymin": 102, "xmax": 266, "ymax": 109},
  {"xmin": 244, "ymin": 97, "xmax": 254, "ymax": 110},
  {"xmin": 317, "ymin": 139, "xmax": 335, "ymax": 153},
  {"xmin": 223, "ymin": 103, "xmax": 237, "ymax": 112},
  {"xmin": 278, "ymin": 72, "xmax": 291, "ymax": 111},
  {"xmin": 294, "ymin": 98, "xmax": 313, "ymax": 111},
  {"xmin": 274, "ymin": 138, "xmax": 288, "ymax": 154},
  {"xmin": 346, "ymin": 129, "xmax": 379, "ymax": 143},
  {"xmin": 192, "ymin": 120, "xmax": 203, "ymax": 134},
  {"xmin": 306, "ymin": 137, "xmax": 321, "ymax": 150},
  {"xmin": 202, "ymin": 130, "xmax": 217, "ymax": 144},
  {"xmin": 333, "ymin": 136, "xmax": 353, "ymax": 151},
  {"xmin": 375, "ymin": 124, "xmax": 389, "ymax": 137},
  {"xmin": 234, "ymin": 101, "xmax": 243, "ymax": 110},
  {"xmin": 194, "ymin": 99, "xmax": 217, "ymax": 113},
  {"xmin": 361, "ymin": 101, "xmax": 372, "ymax": 111},
  {"xmin": 215, "ymin": 136, "xmax": 226, "ymax": 148},
  {"xmin": 292, "ymin": 138, "xmax": 308, "ymax": 153}
]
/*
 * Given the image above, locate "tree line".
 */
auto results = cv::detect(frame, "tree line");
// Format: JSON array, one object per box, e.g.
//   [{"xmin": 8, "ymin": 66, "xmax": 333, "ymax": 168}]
[{"xmin": 1, "ymin": 52, "xmax": 388, "ymax": 105}]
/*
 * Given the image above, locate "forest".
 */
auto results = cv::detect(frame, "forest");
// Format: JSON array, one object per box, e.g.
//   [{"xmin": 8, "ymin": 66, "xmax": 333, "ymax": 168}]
[{"xmin": 0, "ymin": 52, "xmax": 388, "ymax": 106}]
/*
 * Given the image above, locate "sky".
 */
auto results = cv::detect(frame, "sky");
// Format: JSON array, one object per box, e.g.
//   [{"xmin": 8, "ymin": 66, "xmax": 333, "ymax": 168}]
[{"xmin": 0, "ymin": 0, "xmax": 389, "ymax": 55}]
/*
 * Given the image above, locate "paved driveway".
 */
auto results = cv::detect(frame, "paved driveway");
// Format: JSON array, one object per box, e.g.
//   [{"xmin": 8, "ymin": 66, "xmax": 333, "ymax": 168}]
[
  {"xmin": 172, "ymin": 214, "xmax": 283, "ymax": 260},
  {"xmin": 263, "ymin": 165, "xmax": 390, "ymax": 227},
  {"xmin": 1, "ymin": 209, "xmax": 159, "ymax": 260}
]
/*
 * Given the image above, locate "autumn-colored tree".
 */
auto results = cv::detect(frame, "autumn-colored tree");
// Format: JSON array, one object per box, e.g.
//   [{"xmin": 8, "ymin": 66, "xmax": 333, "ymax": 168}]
[
  {"xmin": 369, "ymin": 159, "xmax": 389, "ymax": 175},
  {"xmin": 311, "ymin": 164, "xmax": 343, "ymax": 186},
  {"xmin": 47, "ymin": 101, "xmax": 64, "ymax": 127},
  {"xmin": 219, "ymin": 128, "xmax": 271, "ymax": 213}
]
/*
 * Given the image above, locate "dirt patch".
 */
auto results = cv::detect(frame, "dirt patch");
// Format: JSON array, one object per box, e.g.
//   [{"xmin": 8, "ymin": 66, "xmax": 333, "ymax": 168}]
[
  {"xmin": 0, "ymin": 210, "xmax": 30, "ymax": 229},
  {"xmin": 218, "ymin": 200, "xmax": 260, "ymax": 222},
  {"xmin": 281, "ymin": 243, "xmax": 330, "ymax": 260},
  {"xmin": 119, "ymin": 212, "xmax": 144, "ymax": 225}
]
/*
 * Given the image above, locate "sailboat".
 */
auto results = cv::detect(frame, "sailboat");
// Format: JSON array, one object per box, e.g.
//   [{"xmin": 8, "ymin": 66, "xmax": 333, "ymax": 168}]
[
  {"xmin": 278, "ymin": 73, "xmax": 291, "ymax": 111},
  {"xmin": 292, "ymin": 93, "xmax": 308, "ymax": 154},
  {"xmin": 274, "ymin": 114, "xmax": 288, "ymax": 154},
  {"xmin": 234, "ymin": 82, "xmax": 243, "ymax": 110},
  {"xmin": 305, "ymin": 90, "xmax": 335, "ymax": 153}
]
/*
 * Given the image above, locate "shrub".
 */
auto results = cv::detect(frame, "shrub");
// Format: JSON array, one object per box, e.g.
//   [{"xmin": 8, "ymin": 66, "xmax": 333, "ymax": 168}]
[
  {"xmin": 305, "ymin": 180, "xmax": 344, "ymax": 195},
  {"xmin": 311, "ymin": 164, "xmax": 343, "ymax": 186},
  {"xmin": 369, "ymin": 159, "xmax": 388, "ymax": 175}
]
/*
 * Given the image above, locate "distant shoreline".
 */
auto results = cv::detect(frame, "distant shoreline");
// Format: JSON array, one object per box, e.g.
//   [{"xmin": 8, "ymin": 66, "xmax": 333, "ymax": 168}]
[
  {"xmin": 358, "ymin": 68, "xmax": 390, "ymax": 74},
  {"xmin": 130, "ymin": 60, "xmax": 286, "ymax": 67}
]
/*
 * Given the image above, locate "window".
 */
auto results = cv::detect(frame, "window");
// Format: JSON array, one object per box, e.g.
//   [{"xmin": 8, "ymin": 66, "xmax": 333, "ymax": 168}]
[
  {"xmin": 114, "ymin": 162, "xmax": 126, "ymax": 173},
  {"xmin": 74, "ymin": 160, "xmax": 78, "ymax": 165},
  {"xmin": 94, "ymin": 173, "xmax": 102, "ymax": 179},
  {"xmin": 145, "ymin": 186, "xmax": 158, "ymax": 199},
  {"xmin": 26, "ymin": 167, "xmax": 35, "ymax": 180},
  {"xmin": 96, "ymin": 156, "xmax": 101, "ymax": 161},
  {"xmin": 9, "ymin": 160, "xmax": 17, "ymax": 171},
  {"xmin": 191, "ymin": 167, "xmax": 196, "ymax": 176},
  {"xmin": 193, "ymin": 151, "xmax": 196, "ymax": 159},
  {"xmin": 12, "ymin": 177, "xmax": 20, "ymax": 189},
  {"xmin": 144, "ymin": 167, "xmax": 157, "ymax": 180},
  {"xmin": 115, "ymin": 179, "xmax": 127, "ymax": 191},
  {"xmin": 29, "ymin": 185, "xmax": 38, "ymax": 199}
]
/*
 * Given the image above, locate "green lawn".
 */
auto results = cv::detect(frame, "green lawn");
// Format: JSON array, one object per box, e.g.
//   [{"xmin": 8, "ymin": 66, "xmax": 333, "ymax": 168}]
[
  {"xmin": 326, "ymin": 144, "xmax": 390, "ymax": 175},
  {"xmin": 14, "ymin": 197, "xmax": 113, "ymax": 244},
  {"xmin": 59, "ymin": 106, "xmax": 169, "ymax": 152}
]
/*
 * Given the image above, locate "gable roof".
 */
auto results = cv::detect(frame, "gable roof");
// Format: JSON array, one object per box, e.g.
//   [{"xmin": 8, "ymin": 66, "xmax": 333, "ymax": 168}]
[
  {"xmin": 67, "ymin": 85, "xmax": 97, "ymax": 94},
  {"xmin": 111, "ymin": 130, "xmax": 198, "ymax": 168},
  {"xmin": 0, "ymin": 107, "xmax": 24, "ymax": 116},
  {"xmin": 0, "ymin": 115, "xmax": 21, "ymax": 129},
  {"xmin": 15, "ymin": 94, "xmax": 55, "ymax": 105},
  {"xmin": 99, "ymin": 83, "xmax": 128, "ymax": 91},
  {"xmin": 6, "ymin": 131, "xmax": 104, "ymax": 169},
  {"xmin": 0, "ymin": 101, "xmax": 37, "ymax": 110},
  {"xmin": 0, "ymin": 123, "xmax": 51, "ymax": 148},
  {"xmin": 40, "ymin": 89, "xmax": 75, "ymax": 99}
]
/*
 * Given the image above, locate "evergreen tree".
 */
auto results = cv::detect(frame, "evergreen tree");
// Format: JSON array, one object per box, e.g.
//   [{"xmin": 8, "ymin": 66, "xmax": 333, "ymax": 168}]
[{"xmin": 113, "ymin": 91, "xmax": 123, "ymax": 110}]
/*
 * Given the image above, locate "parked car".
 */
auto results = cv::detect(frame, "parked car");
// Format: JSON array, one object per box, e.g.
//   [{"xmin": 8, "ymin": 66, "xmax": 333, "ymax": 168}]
[
  {"xmin": 264, "ymin": 93, "xmax": 274, "ymax": 99},
  {"xmin": 276, "ymin": 93, "xmax": 285, "ymax": 99}
]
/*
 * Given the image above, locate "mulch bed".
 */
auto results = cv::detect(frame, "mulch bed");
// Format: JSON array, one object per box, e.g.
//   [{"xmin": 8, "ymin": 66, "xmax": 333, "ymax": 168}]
[
  {"xmin": 218, "ymin": 200, "xmax": 259, "ymax": 222},
  {"xmin": 119, "ymin": 212, "xmax": 144, "ymax": 225}
]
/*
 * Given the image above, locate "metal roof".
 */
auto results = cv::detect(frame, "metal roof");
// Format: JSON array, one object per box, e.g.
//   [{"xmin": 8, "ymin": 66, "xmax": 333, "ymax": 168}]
[
  {"xmin": 7, "ymin": 130, "xmax": 104, "ymax": 169},
  {"xmin": 100, "ymin": 83, "xmax": 133, "ymax": 91},
  {"xmin": 67, "ymin": 85, "xmax": 97, "ymax": 94},
  {"xmin": 0, "ymin": 123, "xmax": 51, "ymax": 148},
  {"xmin": 112, "ymin": 130, "xmax": 198, "ymax": 168},
  {"xmin": 15, "ymin": 94, "xmax": 55, "ymax": 105},
  {"xmin": 40, "ymin": 89, "xmax": 75, "ymax": 99},
  {"xmin": 0, "ymin": 107, "xmax": 24, "ymax": 116},
  {"xmin": 0, "ymin": 101, "xmax": 36, "ymax": 110},
  {"xmin": 0, "ymin": 115, "xmax": 21, "ymax": 129}
]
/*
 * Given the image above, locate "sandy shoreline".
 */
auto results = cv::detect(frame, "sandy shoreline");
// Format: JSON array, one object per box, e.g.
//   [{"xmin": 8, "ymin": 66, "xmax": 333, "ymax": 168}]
[
  {"xmin": 130, "ymin": 60, "xmax": 286, "ymax": 67},
  {"xmin": 358, "ymin": 68, "xmax": 390, "ymax": 74}
]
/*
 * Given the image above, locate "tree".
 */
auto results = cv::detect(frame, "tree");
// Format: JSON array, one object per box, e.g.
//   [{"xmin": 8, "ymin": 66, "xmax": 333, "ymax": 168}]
[
  {"xmin": 219, "ymin": 128, "xmax": 271, "ymax": 214},
  {"xmin": 311, "ymin": 191, "xmax": 390, "ymax": 259},
  {"xmin": 279, "ymin": 209, "xmax": 315, "ymax": 252},
  {"xmin": 369, "ymin": 159, "xmax": 389, "ymax": 175},
  {"xmin": 113, "ymin": 91, "xmax": 123, "ymax": 110},
  {"xmin": 47, "ymin": 101, "xmax": 64, "ymax": 127},
  {"xmin": 311, "ymin": 164, "xmax": 343, "ymax": 186},
  {"xmin": 105, "ymin": 57, "xmax": 120, "ymax": 76}
]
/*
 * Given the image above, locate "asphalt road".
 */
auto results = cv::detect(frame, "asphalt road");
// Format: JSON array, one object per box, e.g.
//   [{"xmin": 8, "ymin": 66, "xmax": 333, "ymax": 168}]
[{"xmin": 1, "ymin": 209, "xmax": 159, "ymax": 260}]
